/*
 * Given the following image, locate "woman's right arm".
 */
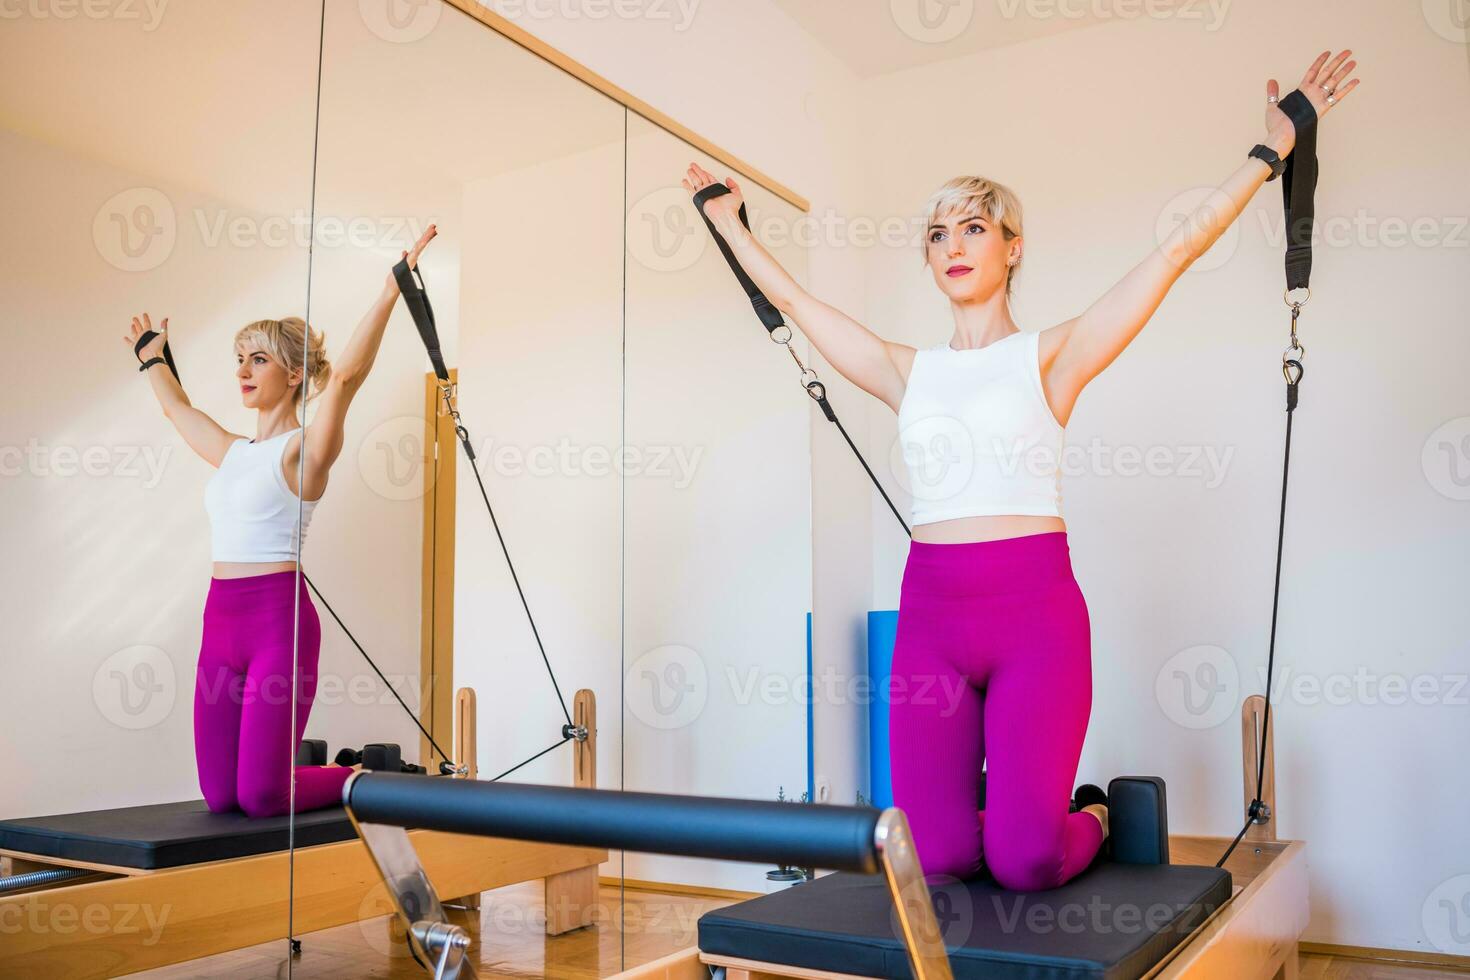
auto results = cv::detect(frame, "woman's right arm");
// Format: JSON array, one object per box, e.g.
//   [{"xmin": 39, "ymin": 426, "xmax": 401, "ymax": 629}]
[
  {"xmin": 682, "ymin": 164, "xmax": 911, "ymax": 413},
  {"xmin": 126, "ymin": 313, "xmax": 240, "ymax": 467}
]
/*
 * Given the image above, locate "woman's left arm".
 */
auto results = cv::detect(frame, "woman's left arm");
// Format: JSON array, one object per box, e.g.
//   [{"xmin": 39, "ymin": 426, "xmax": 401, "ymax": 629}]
[
  {"xmin": 302, "ymin": 224, "xmax": 437, "ymax": 494},
  {"xmin": 1047, "ymin": 51, "xmax": 1359, "ymax": 401}
]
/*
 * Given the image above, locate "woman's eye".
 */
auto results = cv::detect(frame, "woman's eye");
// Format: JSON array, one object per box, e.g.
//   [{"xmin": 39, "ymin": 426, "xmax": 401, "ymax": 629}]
[{"xmin": 965, "ymin": 223, "xmax": 984, "ymax": 235}]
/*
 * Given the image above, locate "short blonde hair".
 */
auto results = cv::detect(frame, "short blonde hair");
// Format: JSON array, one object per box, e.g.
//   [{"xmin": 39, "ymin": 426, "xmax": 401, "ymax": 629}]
[
  {"xmin": 922, "ymin": 176, "xmax": 1025, "ymax": 298},
  {"xmin": 234, "ymin": 317, "xmax": 331, "ymax": 405}
]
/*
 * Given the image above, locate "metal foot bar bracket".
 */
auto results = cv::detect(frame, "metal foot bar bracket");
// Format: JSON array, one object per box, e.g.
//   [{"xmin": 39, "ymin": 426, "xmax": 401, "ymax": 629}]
[{"xmin": 343, "ymin": 774, "xmax": 955, "ymax": 980}]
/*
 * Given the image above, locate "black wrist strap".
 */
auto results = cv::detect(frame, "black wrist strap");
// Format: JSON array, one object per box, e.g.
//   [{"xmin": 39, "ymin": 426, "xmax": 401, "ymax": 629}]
[
  {"xmin": 393, "ymin": 258, "xmax": 449, "ymax": 382},
  {"xmin": 691, "ymin": 184, "xmax": 786, "ymax": 333},
  {"xmin": 133, "ymin": 331, "xmax": 180, "ymax": 382},
  {"xmin": 1277, "ymin": 89, "xmax": 1319, "ymax": 293}
]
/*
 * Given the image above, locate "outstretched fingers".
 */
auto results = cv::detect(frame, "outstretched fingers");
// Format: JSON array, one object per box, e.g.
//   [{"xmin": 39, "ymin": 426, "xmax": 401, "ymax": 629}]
[
  {"xmin": 405, "ymin": 223, "xmax": 437, "ymax": 270},
  {"xmin": 1313, "ymin": 49, "xmax": 1352, "ymax": 87},
  {"xmin": 1298, "ymin": 50, "xmax": 1331, "ymax": 88}
]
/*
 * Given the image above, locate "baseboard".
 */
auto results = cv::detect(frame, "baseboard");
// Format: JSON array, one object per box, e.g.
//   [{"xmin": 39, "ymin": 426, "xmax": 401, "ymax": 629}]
[
  {"xmin": 597, "ymin": 876, "xmax": 761, "ymax": 902},
  {"xmin": 1301, "ymin": 941, "xmax": 1470, "ymax": 972}
]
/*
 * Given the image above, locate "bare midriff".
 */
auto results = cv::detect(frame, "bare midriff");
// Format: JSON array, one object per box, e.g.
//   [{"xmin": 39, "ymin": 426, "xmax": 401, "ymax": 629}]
[
  {"xmin": 910, "ymin": 513, "xmax": 1066, "ymax": 544},
  {"xmin": 212, "ymin": 560, "xmax": 300, "ymax": 580}
]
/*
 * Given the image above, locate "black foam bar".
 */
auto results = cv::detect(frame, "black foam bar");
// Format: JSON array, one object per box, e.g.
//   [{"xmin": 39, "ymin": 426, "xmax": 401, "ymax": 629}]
[
  {"xmin": 363, "ymin": 743, "xmax": 402, "ymax": 772},
  {"xmin": 295, "ymin": 738, "xmax": 328, "ymax": 767},
  {"xmin": 347, "ymin": 773, "xmax": 882, "ymax": 873},
  {"xmin": 1109, "ymin": 776, "xmax": 1170, "ymax": 865}
]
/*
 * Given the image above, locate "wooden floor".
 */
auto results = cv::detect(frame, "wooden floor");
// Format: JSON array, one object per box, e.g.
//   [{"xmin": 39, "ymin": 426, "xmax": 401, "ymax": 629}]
[
  {"xmin": 129, "ymin": 881, "xmax": 1469, "ymax": 980},
  {"xmin": 132, "ymin": 879, "xmax": 735, "ymax": 979}
]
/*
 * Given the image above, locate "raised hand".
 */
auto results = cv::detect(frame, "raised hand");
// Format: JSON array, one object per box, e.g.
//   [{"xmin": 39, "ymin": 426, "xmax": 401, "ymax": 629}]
[
  {"xmin": 1266, "ymin": 49, "xmax": 1359, "ymax": 156},
  {"xmin": 125, "ymin": 312, "xmax": 168, "ymax": 365},
  {"xmin": 387, "ymin": 222, "xmax": 438, "ymax": 290},
  {"xmin": 682, "ymin": 162, "xmax": 744, "ymax": 227}
]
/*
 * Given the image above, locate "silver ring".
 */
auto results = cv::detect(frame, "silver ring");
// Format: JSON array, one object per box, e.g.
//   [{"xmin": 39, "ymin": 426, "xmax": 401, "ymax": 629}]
[
  {"xmin": 1268, "ymin": 95, "xmax": 1278, "ymax": 104},
  {"xmin": 1326, "ymin": 95, "xmax": 1337, "ymax": 106}
]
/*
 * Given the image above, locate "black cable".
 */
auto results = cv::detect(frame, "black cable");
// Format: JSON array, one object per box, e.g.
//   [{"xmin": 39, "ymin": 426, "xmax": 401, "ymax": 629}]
[
  {"xmin": 692, "ymin": 183, "xmax": 911, "ymax": 538},
  {"xmin": 488, "ymin": 737, "xmax": 572, "ymax": 782},
  {"xmin": 1217, "ymin": 366, "xmax": 1298, "ymax": 868},
  {"xmin": 452, "ymin": 420, "xmax": 574, "ymax": 729},
  {"xmin": 309, "ymin": 570, "xmax": 572, "ymax": 783},
  {"xmin": 302, "ymin": 573, "xmax": 457, "ymax": 768},
  {"xmin": 392, "ymin": 256, "xmax": 575, "ymax": 731},
  {"xmin": 826, "ymin": 401, "xmax": 912, "ymax": 537}
]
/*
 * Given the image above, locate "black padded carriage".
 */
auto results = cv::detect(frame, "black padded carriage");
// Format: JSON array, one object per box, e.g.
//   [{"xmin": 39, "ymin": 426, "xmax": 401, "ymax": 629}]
[
  {"xmin": 699, "ymin": 861, "xmax": 1232, "ymax": 980},
  {"xmin": 695, "ymin": 776, "xmax": 1229, "ymax": 980},
  {"xmin": 0, "ymin": 800, "xmax": 356, "ymax": 870}
]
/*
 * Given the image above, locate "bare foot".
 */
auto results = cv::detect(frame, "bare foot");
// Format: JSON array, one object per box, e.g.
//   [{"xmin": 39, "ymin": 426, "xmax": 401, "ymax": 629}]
[{"xmin": 1082, "ymin": 803, "xmax": 1109, "ymax": 838}]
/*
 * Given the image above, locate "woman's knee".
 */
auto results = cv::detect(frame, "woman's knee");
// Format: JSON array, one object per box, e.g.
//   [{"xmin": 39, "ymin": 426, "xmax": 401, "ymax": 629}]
[
  {"xmin": 202, "ymin": 785, "xmax": 238, "ymax": 814},
  {"xmin": 908, "ymin": 818, "xmax": 984, "ymax": 881},
  {"xmin": 236, "ymin": 779, "xmax": 289, "ymax": 819},
  {"xmin": 985, "ymin": 840, "xmax": 1067, "ymax": 892}
]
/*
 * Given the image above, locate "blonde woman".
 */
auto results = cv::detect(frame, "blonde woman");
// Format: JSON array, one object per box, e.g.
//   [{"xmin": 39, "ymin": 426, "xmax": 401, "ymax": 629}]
[
  {"xmin": 125, "ymin": 225, "xmax": 437, "ymax": 818},
  {"xmin": 683, "ymin": 51, "xmax": 1356, "ymax": 889}
]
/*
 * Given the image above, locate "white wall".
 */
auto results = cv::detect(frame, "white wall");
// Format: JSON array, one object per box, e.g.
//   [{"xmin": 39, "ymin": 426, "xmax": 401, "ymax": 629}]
[{"xmin": 854, "ymin": 1, "xmax": 1470, "ymax": 955}]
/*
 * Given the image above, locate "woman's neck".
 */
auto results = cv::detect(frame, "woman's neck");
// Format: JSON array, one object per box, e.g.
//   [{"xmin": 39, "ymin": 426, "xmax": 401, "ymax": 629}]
[
  {"xmin": 947, "ymin": 293, "xmax": 1020, "ymax": 350},
  {"xmin": 255, "ymin": 405, "xmax": 301, "ymax": 442}
]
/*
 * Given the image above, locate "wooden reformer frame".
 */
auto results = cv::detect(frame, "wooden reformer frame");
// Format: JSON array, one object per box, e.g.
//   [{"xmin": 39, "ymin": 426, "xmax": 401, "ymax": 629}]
[{"xmin": 0, "ymin": 687, "xmax": 603, "ymax": 980}]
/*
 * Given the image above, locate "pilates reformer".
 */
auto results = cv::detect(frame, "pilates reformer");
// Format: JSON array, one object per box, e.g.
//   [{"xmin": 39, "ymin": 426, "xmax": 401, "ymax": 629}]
[
  {"xmin": 0, "ymin": 687, "xmax": 605, "ymax": 979},
  {"xmin": 335, "ymin": 692, "xmax": 1305, "ymax": 980}
]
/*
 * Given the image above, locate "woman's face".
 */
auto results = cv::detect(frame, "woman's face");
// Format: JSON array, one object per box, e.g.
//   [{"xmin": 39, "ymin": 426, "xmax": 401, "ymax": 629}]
[
  {"xmin": 925, "ymin": 211, "xmax": 1017, "ymax": 302},
  {"xmin": 235, "ymin": 345, "xmax": 298, "ymax": 409}
]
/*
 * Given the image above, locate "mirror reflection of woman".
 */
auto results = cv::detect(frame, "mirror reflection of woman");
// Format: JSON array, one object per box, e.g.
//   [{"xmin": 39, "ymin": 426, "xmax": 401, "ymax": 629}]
[
  {"xmin": 683, "ymin": 52, "xmax": 1356, "ymax": 891},
  {"xmin": 125, "ymin": 225, "xmax": 437, "ymax": 818}
]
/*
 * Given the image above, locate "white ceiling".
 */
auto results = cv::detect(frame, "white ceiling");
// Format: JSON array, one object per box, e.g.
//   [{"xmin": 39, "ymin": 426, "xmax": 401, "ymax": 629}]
[
  {"xmin": 0, "ymin": 0, "xmax": 623, "ymax": 220},
  {"xmin": 770, "ymin": 0, "xmax": 1179, "ymax": 78}
]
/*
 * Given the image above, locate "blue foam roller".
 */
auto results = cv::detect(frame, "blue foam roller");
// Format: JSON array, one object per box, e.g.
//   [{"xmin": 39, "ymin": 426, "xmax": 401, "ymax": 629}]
[{"xmin": 867, "ymin": 610, "xmax": 899, "ymax": 809}]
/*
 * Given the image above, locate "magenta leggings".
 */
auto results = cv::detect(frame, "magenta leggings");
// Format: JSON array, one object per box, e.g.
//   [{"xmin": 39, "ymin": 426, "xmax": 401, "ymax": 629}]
[
  {"xmin": 194, "ymin": 570, "xmax": 351, "ymax": 818},
  {"xmin": 889, "ymin": 531, "xmax": 1103, "ymax": 891}
]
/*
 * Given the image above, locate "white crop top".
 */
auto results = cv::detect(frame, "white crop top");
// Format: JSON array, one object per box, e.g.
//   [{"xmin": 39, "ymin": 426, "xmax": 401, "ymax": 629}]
[
  {"xmin": 203, "ymin": 427, "xmax": 319, "ymax": 562},
  {"xmin": 896, "ymin": 330, "xmax": 1064, "ymax": 526}
]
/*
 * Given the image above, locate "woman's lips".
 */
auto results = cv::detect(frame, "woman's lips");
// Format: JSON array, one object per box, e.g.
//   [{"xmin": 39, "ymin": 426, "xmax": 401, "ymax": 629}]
[
  {"xmin": 946, "ymin": 265, "xmax": 973, "ymax": 277},
  {"xmin": 241, "ymin": 385, "xmax": 256, "ymax": 393}
]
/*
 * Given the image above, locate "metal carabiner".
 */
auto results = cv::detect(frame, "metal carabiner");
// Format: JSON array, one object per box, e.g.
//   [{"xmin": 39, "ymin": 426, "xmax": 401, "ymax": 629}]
[{"xmin": 1282, "ymin": 341, "xmax": 1305, "ymax": 384}]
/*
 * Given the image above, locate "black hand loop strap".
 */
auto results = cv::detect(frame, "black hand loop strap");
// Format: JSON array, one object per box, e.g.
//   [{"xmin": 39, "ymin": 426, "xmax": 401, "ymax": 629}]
[
  {"xmin": 692, "ymin": 183, "xmax": 913, "ymax": 538},
  {"xmin": 692, "ymin": 184, "xmax": 787, "ymax": 333},
  {"xmin": 1218, "ymin": 93, "xmax": 1319, "ymax": 869},
  {"xmin": 394, "ymin": 258, "xmax": 450, "ymax": 382},
  {"xmin": 134, "ymin": 331, "xmax": 180, "ymax": 383},
  {"xmin": 1277, "ymin": 90, "xmax": 1319, "ymax": 293}
]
